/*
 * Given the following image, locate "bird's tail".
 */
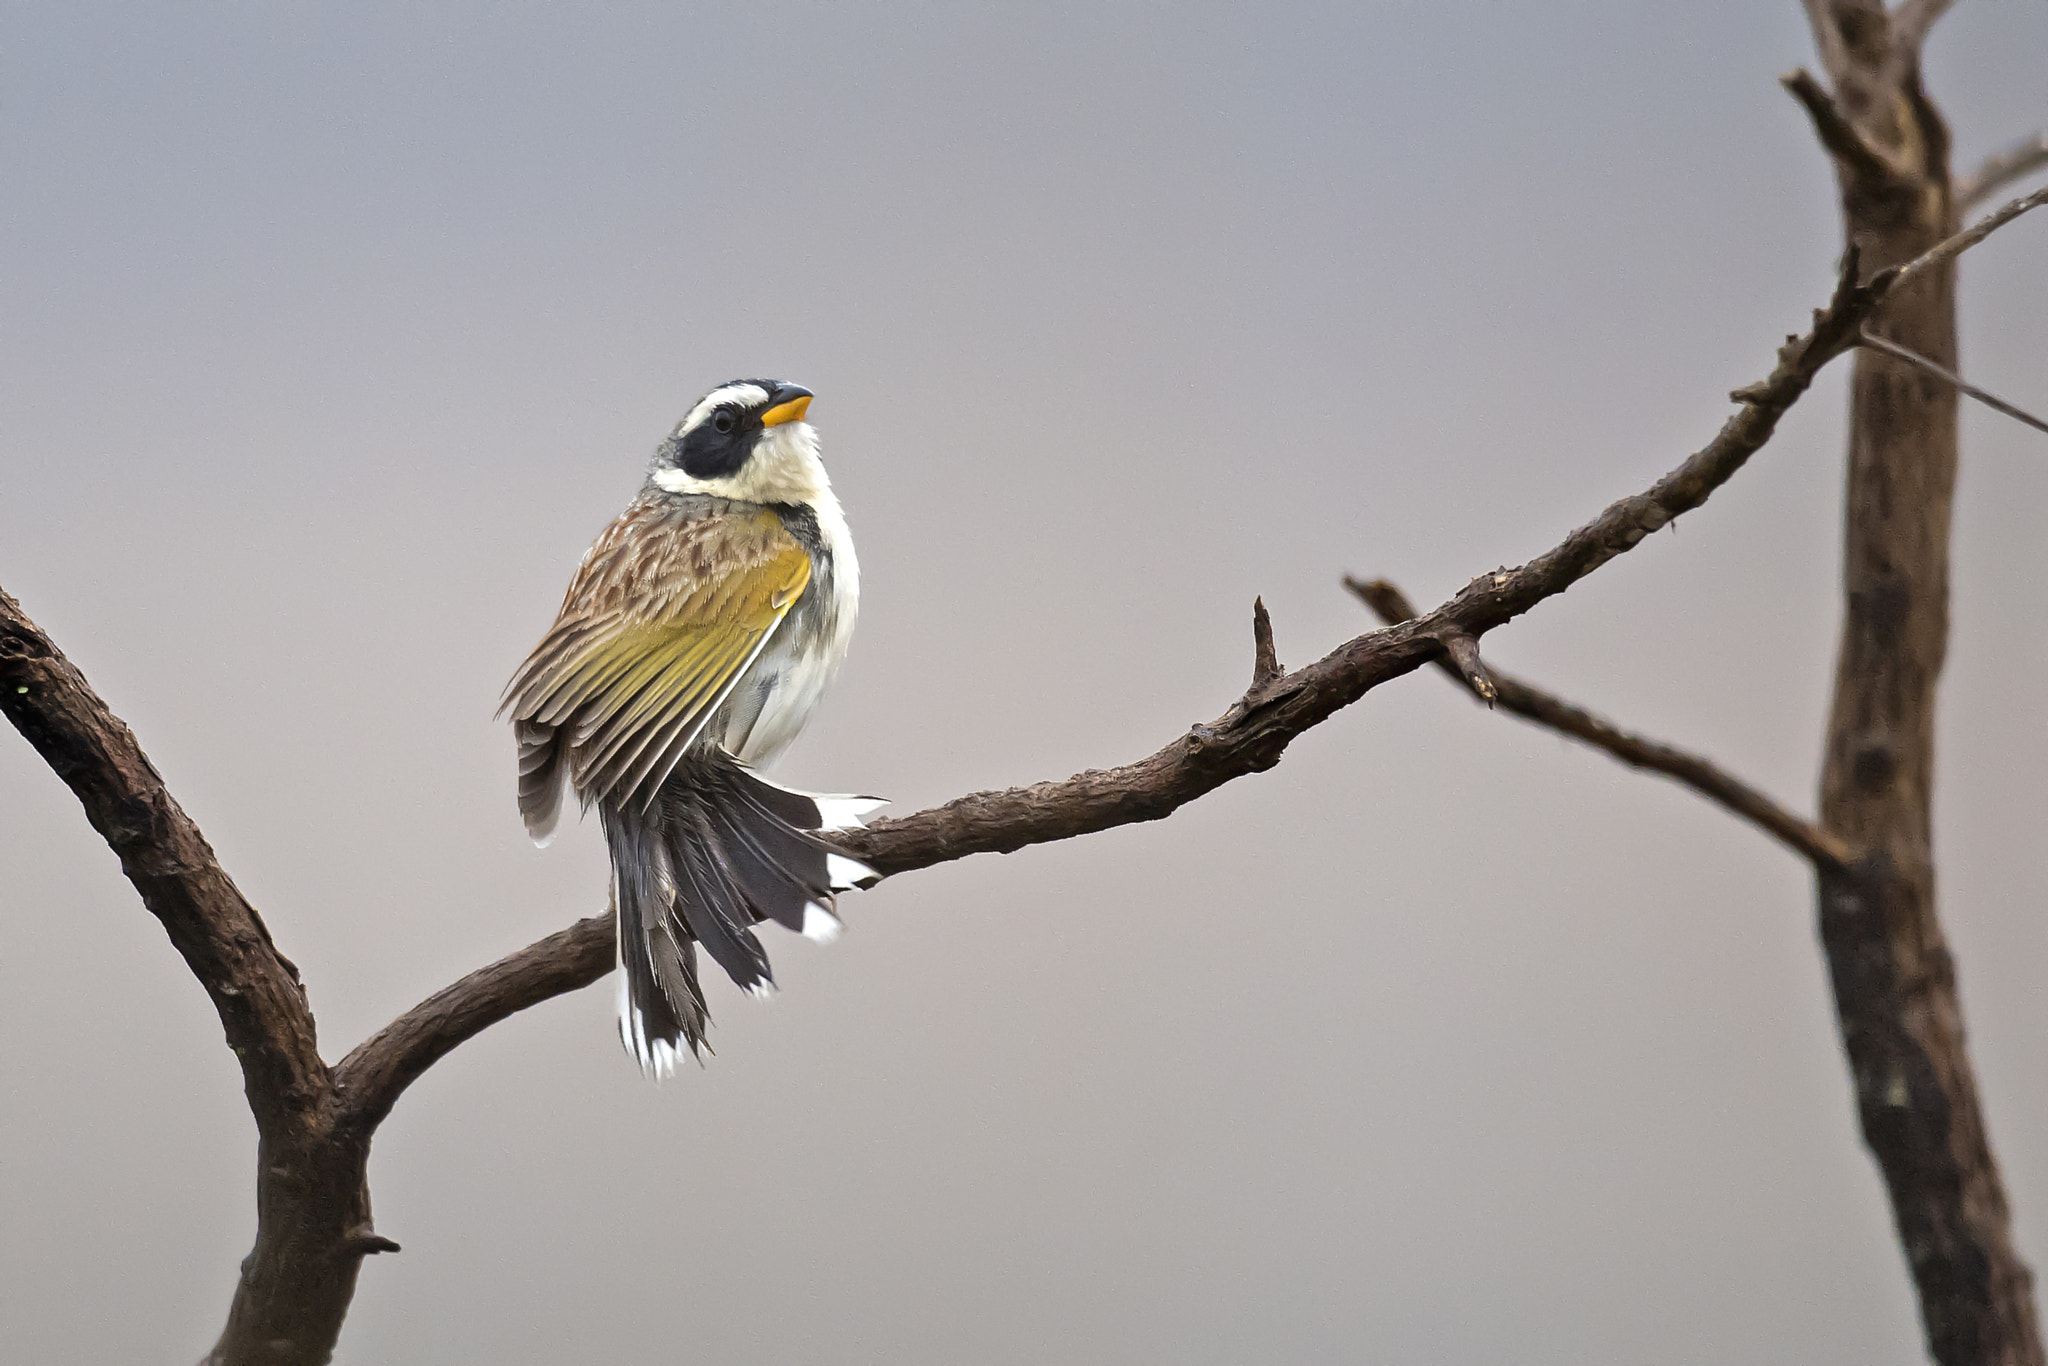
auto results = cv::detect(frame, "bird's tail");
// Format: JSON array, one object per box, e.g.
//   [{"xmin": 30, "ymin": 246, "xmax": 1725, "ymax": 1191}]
[{"xmin": 602, "ymin": 751, "xmax": 882, "ymax": 1077}]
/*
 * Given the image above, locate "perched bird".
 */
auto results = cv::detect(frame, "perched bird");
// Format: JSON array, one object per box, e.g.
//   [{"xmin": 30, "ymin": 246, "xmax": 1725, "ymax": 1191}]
[{"xmin": 502, "ymin": 379, "xmax": 877, "ymax": 1077}]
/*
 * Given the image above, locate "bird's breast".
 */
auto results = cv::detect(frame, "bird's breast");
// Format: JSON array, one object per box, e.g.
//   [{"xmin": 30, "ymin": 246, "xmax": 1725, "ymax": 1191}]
[{"xmin": 716, "ymin": 493, "xmax": 858, "ymax": 766}]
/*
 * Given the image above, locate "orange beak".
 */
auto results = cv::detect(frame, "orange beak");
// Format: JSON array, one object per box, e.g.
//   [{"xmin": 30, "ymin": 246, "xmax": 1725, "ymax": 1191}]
[{"xmin": 760, "ymin": 385, "xmax": 814, "ymax": 428}]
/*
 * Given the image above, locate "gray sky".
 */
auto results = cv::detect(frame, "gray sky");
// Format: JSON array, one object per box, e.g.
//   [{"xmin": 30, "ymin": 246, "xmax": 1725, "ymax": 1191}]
[{"xmin": 4, "ymin": 3, "xmax": 2048, "ymax": 1361}]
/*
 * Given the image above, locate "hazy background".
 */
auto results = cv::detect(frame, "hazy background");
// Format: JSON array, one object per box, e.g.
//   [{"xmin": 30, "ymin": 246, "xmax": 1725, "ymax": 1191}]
[{"xmin": 4, "ymin": 3, "xmax": 2047, "ymax": 1362}]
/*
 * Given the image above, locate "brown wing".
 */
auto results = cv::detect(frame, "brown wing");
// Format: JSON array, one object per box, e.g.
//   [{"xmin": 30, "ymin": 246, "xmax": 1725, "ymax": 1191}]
[{"xmin": 503, "ymin": 499, "xmax": 812, "ymax": 839}]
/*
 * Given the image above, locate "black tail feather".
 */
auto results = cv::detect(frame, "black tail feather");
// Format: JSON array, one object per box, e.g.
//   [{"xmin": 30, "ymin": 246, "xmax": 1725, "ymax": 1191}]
[
  {"xmin": 604, "ymin": 806, "xmax": 707, "ymax": 1074},
  {"xmin": 666, "ymin": 798, "xmax": 776, "ymax": 994},
  {"xmin": 601, "ymin": 749, "xmax": 876, "ymax": 1076},
  {"xmin": 702, "ymin": 798, "xmax": 829, "ymax": 935}
]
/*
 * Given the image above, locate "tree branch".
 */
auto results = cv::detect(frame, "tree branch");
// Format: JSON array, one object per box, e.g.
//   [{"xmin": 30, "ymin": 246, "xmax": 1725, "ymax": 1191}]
[
  {"xmin": 1798, "ymin": 0, "xmax": 1857, "ymax": 88},
  {"xmin": 336, "ymin": 191, "xmax": 2048, "ymax": 1098},
  {"xmin": 331, "ymin": 235, "xmax": 1952, "ymax": 1096},
  {"xmin": 1889, "ymin": 0, "xmax": 1957, "ymax": 63},
  {"xmin": 0, "ymin": 588, "xmax": 327, "ymax": 1138},
  {"xmin": 336, "ymin": 186, "xmax": 2048, "ymax": 1097},
  {"xmin": 1783, "ymin": 67, "xmax": 1913, "ymax": 186},
  {"xmin": 1958, "ymin": 131, "xmax": 2048, "ymax": 214},
  {"xmin": 0, "ymin": 587, "xmax": 375, "ymax": 1364},
  {"xmin": 1890, "ymin": 182, "xmax": 2048, "ymax": 296},
  {"xmin": 1249, "ymin": 596, "xmax": 1283, "ymax": 693},
  {"xmin": 1859, "ymin": 330, "xmax": 2048, "ymax": 438},
  {"xmin": 1342, "ymin": 578, "xmax": 1853, "ymax": 873},
  {"xmin": 335, "ymin": 912, "xmax": 613, "ymax": 1131}
]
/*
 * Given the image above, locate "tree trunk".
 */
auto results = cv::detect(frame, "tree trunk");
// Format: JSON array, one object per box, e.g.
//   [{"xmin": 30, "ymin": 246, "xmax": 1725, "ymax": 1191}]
[
  {"xmin": 202, "ymin": 1124, "xmax": 383, "ymax": 1366},
  {"xmin": 1802, "ymin": 8, "xmax": 2043, "ymax": 1362}
]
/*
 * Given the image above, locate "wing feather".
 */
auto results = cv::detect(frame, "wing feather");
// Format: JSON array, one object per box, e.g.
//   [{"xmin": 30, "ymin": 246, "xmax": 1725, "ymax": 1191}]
[{"xmin": 502, "ymin": 500, "xmax": 813, "ymax": 822}]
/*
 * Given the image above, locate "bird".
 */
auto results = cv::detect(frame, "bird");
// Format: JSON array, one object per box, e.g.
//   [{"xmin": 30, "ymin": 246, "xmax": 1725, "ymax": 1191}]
[{"xmin": 501, "ymin": 379, "xmax": 877, "ymax": 1077}]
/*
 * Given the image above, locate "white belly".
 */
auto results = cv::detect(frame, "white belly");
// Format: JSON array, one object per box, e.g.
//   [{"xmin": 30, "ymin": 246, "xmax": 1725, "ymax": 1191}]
[{"xmin": 710, "ymin": 493, "xmax": 859, "ymax": 767}]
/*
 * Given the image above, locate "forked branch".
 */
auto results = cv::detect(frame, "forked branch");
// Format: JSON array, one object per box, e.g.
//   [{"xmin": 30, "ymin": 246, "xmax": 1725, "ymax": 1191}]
[
  {"xmin": 1344, "ymin": 578, "xmax": 1852, "ymax": 873},
  {"xmin": 344, "ymin": 204, "xmax": 2048, "ymax": 1105},
  {"xmin": 1784, "ymin": 67, "xmax": 1914, "ymax": 186},
  {"xmin": 0, "ymin": 589, "xmax": 327, "ymax": 1141}
]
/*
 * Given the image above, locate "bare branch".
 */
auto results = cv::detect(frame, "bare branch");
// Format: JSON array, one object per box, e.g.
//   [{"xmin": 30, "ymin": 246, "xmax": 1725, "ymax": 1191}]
[
  {"xmin": 1347, "ymin": 578, "xmax": 1496, "ymax": 704},
  {"xmin": 330, "ymin": 238, "xmax": 1950, "ymax": 1093},
  {"xmin": 1958, "ymin": 130, "xmax": 2048, "ymax": 214},
  {"xmin": 0, "ymin": 588, "xmax": 327, "ymax": 1138},
  {"xmin": 1860, "ymin": 330, "xmax": 2048, "ymax": 437},
  {"xmin": 1436, "ymin": 628, "xmax": 1497, "ymax": 705},
  {"xmin": 1783, "ymin": 67, "xmax": 1913, "ymax": 185},
  {"xmin": 1344, "ymin": 578, "xmax": 1853, "ymax": 873},
  {"xmin": 1249, "ymin": 597, "xmax": 1283, "ymax": 692},
  {"xmin": 335, "ymin": 912, "xmax": 612, "ymax": 1132},
  {"xmin": 1890, "ymin": 0, "xmax": 1958, "ymax": 61},
  {"xmin": 1890, "ymin": 181, "xmax": 2048, "ymax": 295},
  {"xmin": 339, "ymin": 1227, "xmax": 402, "ymax": 1258},
  {"xmin": 1799, "ymin": 0, "xmax": 1855, "ymax": 87},
  {"xmin": 0, "ymin": 587, "xmax": 376, "ymax": 1362}
]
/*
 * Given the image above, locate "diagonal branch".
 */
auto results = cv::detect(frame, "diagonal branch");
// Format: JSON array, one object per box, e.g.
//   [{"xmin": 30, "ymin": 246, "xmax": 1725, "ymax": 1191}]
[
  {"xmin": 1859, "ymin": 330, "xmax": 2048, "ymax": 437},
  {"xmin": 333, "ymin": 236, "xmax": 1918, "ymax": 1111},
  {"xmin": 1890, "ymin": 181, "xmax": 2048, "ymax": 295},
  {"xmin": 335, "ymin": 912, "xmax": 613, "ymax": 1132},
  {"xmin": 0, "ymin": 588, "xmax": 328, "ymax": 1138},
  {"xmin": 336, "ymin": 185, "xmax": 2048, "ymax": 1111},
  {"xmin": 1343, "ymin": 577, "xmax": 1853, "ymax": 873},
  {"xmin": 1958, "ymin": 129, "xmax": 2048, "ymax": 215}
]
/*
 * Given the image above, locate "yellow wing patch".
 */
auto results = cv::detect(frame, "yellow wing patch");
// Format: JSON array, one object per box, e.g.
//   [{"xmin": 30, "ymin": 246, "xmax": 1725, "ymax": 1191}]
[{"xmin": 504, "ymin": 504, "xmax": 813, "ymax": 812}]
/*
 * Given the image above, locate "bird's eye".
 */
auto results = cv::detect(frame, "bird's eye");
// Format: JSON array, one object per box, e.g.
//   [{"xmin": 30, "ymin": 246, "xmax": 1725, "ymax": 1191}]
[{"xmin": 712, "ymin": 411, "xmax": 737, "ymax": 434}]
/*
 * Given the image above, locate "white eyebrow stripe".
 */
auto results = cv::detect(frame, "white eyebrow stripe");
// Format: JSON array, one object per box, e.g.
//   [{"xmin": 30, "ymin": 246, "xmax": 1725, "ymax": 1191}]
[{"xmin": 677, "ymin": 383, "xmax": 771, "ymax": 437}]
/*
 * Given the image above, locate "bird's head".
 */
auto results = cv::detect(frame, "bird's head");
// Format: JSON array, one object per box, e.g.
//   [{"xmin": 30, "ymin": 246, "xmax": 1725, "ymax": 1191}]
[{"xmin": 650, "ymin": 379, "xmax": 825, "ymax": 505}]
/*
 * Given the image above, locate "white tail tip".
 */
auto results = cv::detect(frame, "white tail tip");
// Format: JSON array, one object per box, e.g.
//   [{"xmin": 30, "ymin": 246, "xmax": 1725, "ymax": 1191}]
[{"xmin": 801, "ymin": 901, "xmax": 845, "ymax": 943}]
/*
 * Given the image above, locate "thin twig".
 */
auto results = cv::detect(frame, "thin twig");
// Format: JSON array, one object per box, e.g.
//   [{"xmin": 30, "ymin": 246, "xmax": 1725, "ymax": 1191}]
[
  {"xmin": 1958, "ymin": 129, "xmax": 2048, "ymax": 214},
  {"xmin": 1436, "ymin": 628, "xmax": 1497, "ymax": 705},
  {"xmin": 1890, "ymin": 181, "xmax": 2048, "ymax": 296},
  {"xmin": 1344, "ymin": 578, "xmax": 1853, "ymax": 874},
  {"xmin": 1860, "ymin": 330, "xmax": 2048, "ymax": 437},
  {"xmin": 1890, "ymin": 0, "xmax": 1957, "ymax": 63}
]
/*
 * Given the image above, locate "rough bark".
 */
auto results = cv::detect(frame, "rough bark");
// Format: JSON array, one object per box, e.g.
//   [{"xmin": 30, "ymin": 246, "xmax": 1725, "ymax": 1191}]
[
  {"xmin": 1796, "ymin": 5, "xmax": 2041, "ymax": 1362},
  {"xmin": 0, "ymin": 589, "xmax": 398, "ymax": 1366}
]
